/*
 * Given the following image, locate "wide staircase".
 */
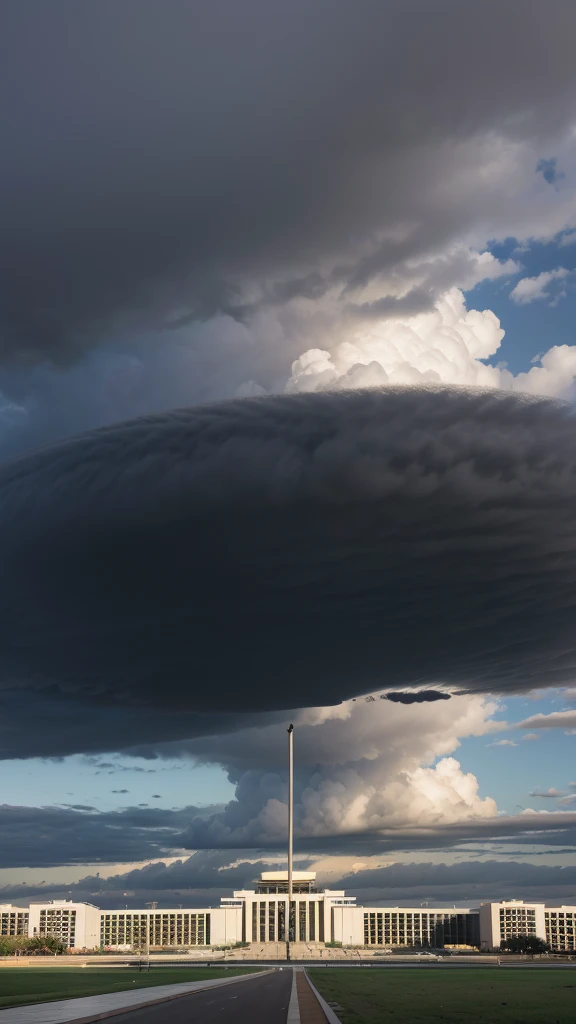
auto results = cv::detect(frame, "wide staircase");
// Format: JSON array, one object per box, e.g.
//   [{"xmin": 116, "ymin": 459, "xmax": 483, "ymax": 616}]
[
  {"xmin": 219, "ymin": 941, "xmax": 372, "ymax": 961},
  {"xmin": 218, "ymin": 941, "xmax": 438, "ymax": 961},
  {"xmin": 222, "ymin": 942, "xmax": 285, "ymax": 960},
  {"xmin": 290, "ymin": 943, "xmax": 374, "ymax": 960}
]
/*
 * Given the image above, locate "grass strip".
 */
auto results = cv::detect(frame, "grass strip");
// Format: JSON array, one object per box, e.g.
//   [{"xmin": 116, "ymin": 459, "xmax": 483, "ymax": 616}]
[
  {"xmin": 307, "ymin": 967, "xmax": 576, "ymax": 1024},
  {"xmin": 0, "ymin": 965, "xmax": 259, "ymax": 1009}
]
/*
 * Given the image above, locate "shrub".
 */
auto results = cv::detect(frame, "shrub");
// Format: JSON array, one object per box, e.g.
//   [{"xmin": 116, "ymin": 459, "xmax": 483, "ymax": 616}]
[{"xmin": 500, "ymin": 935, "xmax": 550, "ymax": 954}]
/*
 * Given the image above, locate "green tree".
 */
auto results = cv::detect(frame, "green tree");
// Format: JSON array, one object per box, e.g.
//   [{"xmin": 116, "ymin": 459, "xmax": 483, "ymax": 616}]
[
  {"xmin": 500, "ymin": 935, "xmax": 550, "ymax": 954},
  {"xmin": 0, "ymin": 936, "xmax": 30, "ymax": 956},
  {"xmin": 26, "ymin": 935, "xmax": 68, "ymax": 955}
]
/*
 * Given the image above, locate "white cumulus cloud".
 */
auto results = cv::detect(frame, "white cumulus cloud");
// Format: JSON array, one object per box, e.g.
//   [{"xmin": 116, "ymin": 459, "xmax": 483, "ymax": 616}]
[
  {"xmin": 509, "ymin": 267, "xmax": 570, "ymax": 305},
  {"xmin": 175, "ymin": 693, "xmax": 501, "ymax": 846},
  {"xmin": 286, "ymin": 288, "xmax": 576, "ymax": 400}
]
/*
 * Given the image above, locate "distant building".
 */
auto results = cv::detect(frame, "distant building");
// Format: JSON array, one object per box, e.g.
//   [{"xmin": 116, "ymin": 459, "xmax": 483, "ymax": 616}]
[
  {"xmin": 2, "ymin": 884, "xmax": 575, "ymax": 952},
  {"xmin": 28, "ymin": 901, "xmax": 100, "ymax": 950},
  {"xmin": 1, "ymin": 900, "xmax": 100, "ymax": 949},
  {"xmin": 479, "ymin": 899, "xmax": 544, "ymax": 948},
  {"xmin": 480, "ymin": 899, "xmax": 576, "ymax": 951},
  {"xmin": 358, "ymin": 907, "xmax": 479, "ymax": 948}
]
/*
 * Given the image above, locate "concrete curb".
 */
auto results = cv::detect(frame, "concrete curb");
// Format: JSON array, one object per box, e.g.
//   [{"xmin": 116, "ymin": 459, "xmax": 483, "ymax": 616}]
[
  {"xmin": 2, "ymin": 969, "xmax": 273, "ymax": 1024},
  {"xmin": 304, "ymin": 971, "xmax": 344, "ymax": 1024},
  {"xmin": 286, "ymin": 968, "xmax": 301, "ymax": 1024}
]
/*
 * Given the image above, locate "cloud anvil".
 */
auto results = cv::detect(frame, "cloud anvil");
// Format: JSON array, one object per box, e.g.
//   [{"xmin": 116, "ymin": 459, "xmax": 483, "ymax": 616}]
[{"xmin": 1, "ymin": 386, "xmax": 576, "ymax": 757}]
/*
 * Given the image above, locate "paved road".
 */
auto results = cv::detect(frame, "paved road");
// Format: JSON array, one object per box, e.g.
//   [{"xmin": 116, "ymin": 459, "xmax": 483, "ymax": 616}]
[{"xmin": 109, "ymin": 970, "xmax": 293, "ymax": 1023}]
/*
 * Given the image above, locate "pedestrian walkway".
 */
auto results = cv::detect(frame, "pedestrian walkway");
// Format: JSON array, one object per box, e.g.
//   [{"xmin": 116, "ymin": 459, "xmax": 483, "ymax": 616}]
[
  {"xmin": 287, "ymin": 967, "xmax": 341, "ymax": 1024},
  {"xmin": 0, "ymin": 969, "xmax": 270, "ymax": 1024}
]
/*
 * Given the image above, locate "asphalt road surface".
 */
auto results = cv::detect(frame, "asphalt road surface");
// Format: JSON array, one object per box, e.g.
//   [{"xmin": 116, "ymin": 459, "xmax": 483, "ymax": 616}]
[{"xmin": 108, "ymin": 970, "xmax": 293, "ymax": 1023}]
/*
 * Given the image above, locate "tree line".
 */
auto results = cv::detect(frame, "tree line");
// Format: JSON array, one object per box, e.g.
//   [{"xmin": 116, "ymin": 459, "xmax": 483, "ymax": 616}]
[{"xmin": 0, "ymin": 935, "xmax": 68, "ymax": 956}]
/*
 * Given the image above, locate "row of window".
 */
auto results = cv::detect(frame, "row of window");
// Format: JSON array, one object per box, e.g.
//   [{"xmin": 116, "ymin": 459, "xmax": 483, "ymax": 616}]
[
  {"xmin": 501, "ymin": 928, "xmax": 537, "ymax": 936},
  {"xmin": 100, "ymin": 917, "xmax": 194, "ymax": 925},
  {"xmin": 499, "ymin": 911, "xmax": 536, "ymax": 918},
  {"xmin": 363, "ymin": 912, "xmax": 479, "ymax": 947},
  {"xmin": 0, "ymin": 914, "xmax": 29, "ymax": 937},
  {"xmin": 379, "ymin": 917, "xmax": 469, "ymax": 925},
  {"xmin": 101, "ymin": 913, "xmax": 211, "ymax": 947}
]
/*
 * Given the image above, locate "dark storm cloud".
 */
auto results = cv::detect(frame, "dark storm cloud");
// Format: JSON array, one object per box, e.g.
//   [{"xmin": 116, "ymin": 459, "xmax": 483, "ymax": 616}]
[
  {"xmin": 0, "ymin": 691, "xmax": 283, "ymax": 760},
  {"xmin": 4, "ymin": 855, "xmax": 576, "ymax": 909},
  {"xmin": 335, "ymin": 860, "xmax": 576, "ymax": 894},
  {"xmin": 330, "ymin": 860, "xmax": 576, "ymax": 905},
  {"xmin": 0, "ymin": 803, "xmax": 220, "ymax": 869},
  {"xmin": 94, "ymin": 852, "xmax": 279, "ymax": 894},
  {"xmin": 178, "ymin": 801, "xmax": 576, "ymax": 854},
  {"xmin": 0, "ymin": 852, "xmax": 295, "ymax": 909},
  {"xmin": 1, "ymin": 1, "xmax": 576, "ymax": 363},
  {"xmin": 102, "ymin": 856, "xmax": 576, "ymax": 905},
  {"xmin": 3, "ymin": 386, "xmax": 576, "ymax": 757},
  {"xmin": 384, "ymin": 691, "xmax": 451, "ymax": 705},
  {"xmin": 92, "ymin": 854, "xmax": 576, "ymax": 906},
  {"xmin": 2, "ymin": 794, "xmax": 575, "ymax": 872}
]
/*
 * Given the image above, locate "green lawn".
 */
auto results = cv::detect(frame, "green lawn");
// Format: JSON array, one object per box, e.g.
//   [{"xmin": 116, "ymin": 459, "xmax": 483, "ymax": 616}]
[
  {"xmin": 0, "ymin": 966, "xmax": 259, "ymax": 1009},
  {"xmin": 308, "ymin": 967, "xmax": 576, "ymax": 1024}
]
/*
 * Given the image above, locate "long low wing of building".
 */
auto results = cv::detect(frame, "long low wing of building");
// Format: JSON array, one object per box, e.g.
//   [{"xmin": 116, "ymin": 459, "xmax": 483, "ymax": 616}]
[{"xmin": 2, "ymin": 880, "xmax": 575, "ymax": 953}]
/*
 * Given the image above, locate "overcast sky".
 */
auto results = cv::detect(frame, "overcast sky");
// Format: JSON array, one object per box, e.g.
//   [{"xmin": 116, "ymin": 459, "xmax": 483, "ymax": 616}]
[{"xmin": 1, "ymin": 0, "xmax": 576, "ymax": 910}]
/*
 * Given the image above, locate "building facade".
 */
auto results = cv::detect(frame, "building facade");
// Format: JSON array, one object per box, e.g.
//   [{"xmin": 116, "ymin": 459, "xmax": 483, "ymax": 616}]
[
  {"xmin": 545, "ymin": 908, "xmax": 576, "ymax": 952},
  {"xmin": 2, "ymin": 885, "xmax": 575, "ymax": 953},
  {"xmin": 479, "ymin": 899, "xmax": 544, "ymax": 949},
  {"xmin": 99, "ymin": 910, "xmax": 216, "ymax": 950},
  {"xmin": 28, "ymin": 901, "xmax": 101, "ymax": 949},
  {"xmin": 228, "ymin": 872, "xmax": 355, "ymax": 945},
  {"xmin": 360, "ymin": 908, "xmax": 479, "ymax": 948}
]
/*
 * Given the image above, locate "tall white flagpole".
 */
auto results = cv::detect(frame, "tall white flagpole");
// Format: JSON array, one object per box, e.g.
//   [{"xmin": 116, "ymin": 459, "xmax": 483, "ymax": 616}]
[{"xmin": 287, "ymin": 723, "xmax": 294, "ymax": 956}]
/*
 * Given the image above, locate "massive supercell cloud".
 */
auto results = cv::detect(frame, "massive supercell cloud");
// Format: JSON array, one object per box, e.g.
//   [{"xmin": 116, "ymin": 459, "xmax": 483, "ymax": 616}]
[
  {"xmin": 0, "ymin": 1, "xmax": 576, "ymax": 366},
  {"xmin": 2, "ymin": 384, "xmax": 576, "ymax": 761},
  {"xmin": 2, "ymin": 3, "xmax": 576, "ymax": 466}
]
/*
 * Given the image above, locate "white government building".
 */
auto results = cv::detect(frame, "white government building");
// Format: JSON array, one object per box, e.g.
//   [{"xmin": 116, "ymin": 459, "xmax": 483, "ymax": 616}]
[{"xmin": 2, "ymin": 873, "xmax": 575, "ymax": 953}]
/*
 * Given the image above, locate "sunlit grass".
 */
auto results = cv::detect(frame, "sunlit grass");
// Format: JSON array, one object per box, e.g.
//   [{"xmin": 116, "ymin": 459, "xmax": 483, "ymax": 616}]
[{"xmin": 308, "ymin": 967, "xmax": 576, "ymax": 1023}]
